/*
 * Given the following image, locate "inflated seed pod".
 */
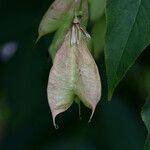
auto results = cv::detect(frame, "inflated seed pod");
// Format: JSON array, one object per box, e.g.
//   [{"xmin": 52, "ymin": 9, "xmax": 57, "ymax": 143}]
[{"xmin": 47, "ymin": 17, "xmax": 101, "ymax": 128}]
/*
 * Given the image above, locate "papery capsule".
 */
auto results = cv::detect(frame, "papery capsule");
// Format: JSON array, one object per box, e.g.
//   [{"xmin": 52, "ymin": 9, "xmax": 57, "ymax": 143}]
[{"xmin": 47, "ymin": 17, "xmax": 101, "ymax": 128}]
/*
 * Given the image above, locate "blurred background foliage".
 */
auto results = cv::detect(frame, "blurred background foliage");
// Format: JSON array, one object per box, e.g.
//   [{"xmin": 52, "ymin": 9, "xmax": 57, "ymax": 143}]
[{"xmin": 0, "ymin": 0, "xmax": 149, "ymax": 149}]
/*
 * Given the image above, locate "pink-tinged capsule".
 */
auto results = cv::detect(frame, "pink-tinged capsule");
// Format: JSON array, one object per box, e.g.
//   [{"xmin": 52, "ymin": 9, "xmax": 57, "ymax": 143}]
[{"xmin": 47, "ymin": 17, "xmax": 101, "ymax": 129}]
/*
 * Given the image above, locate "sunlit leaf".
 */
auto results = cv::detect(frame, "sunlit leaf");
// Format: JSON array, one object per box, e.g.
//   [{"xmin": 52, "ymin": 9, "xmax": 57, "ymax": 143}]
[{"xmin": 105, "ymin": 0, "xmax": 150, "ymax": 99}]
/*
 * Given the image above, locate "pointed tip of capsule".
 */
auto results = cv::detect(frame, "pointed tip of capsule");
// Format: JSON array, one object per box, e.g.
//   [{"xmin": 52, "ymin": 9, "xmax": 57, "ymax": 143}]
[
  {"xmin": 53, "ymin": 116, "xmax": 59, "ymax": 130},
  {"xmin": 80, "ymin": 27, "xmax": 91, "ymax": 40},
  {"xmin": 34, "ymin": 36, "xmax": 41, "ymax": 45},
  {"xmin": 88, "ymin": 107, "xmax": 95, "ymax": 123},
  {"xmin": 54, "ymin": 124, "xmax": 59, "ymax": 130}
]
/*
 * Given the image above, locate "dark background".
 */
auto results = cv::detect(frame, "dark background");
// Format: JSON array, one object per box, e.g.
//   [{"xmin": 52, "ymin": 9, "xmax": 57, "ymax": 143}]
[{"xmin": 0, "ymin": 0, "xmax": 149, "ymax": 149}]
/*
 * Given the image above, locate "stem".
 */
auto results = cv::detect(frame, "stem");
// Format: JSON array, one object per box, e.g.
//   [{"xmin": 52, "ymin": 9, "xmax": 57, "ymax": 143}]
[
  {"xmin": 75, "ymin": 97, "xmax": 82, "ymax": 120},
  {"xmin": 74, "ymin": 0, "xmax": 83, "ymax": 17}
]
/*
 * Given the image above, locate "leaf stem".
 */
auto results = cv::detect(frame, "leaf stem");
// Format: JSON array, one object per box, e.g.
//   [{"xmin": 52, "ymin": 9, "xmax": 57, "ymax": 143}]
[{"xmin": 75, "ymin": 97, "xmax": 82, "ymax": 120}]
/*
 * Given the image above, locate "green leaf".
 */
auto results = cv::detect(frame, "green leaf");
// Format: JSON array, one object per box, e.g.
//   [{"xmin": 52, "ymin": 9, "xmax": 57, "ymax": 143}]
[
  {"xmin": 105, "ymin": 0, "xmax": 150, "ymax": 99},
  {"xmin": 89, "ymin": 0, "xmax": 106, "ymax": 21},
  {"xmin": 91, "ymin": 15, "xmax": 106, "ymax": 59},
  {"xmin": 141, "ymin": 98, "xmax": 150, "ymax": 150}
]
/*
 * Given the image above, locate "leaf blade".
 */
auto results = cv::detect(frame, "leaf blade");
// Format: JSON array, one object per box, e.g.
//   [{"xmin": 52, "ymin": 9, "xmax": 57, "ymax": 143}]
[
  {"xmin": 105, "ymin": 0, "xmax": 150, "ymax": 99},
  {"xmin": 91, "ymin": 15, "xmax": 106, "ymax": 59},
  {"xmin": 89, "ymin": 0, "xmax": 106, "ymax": 21}
]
